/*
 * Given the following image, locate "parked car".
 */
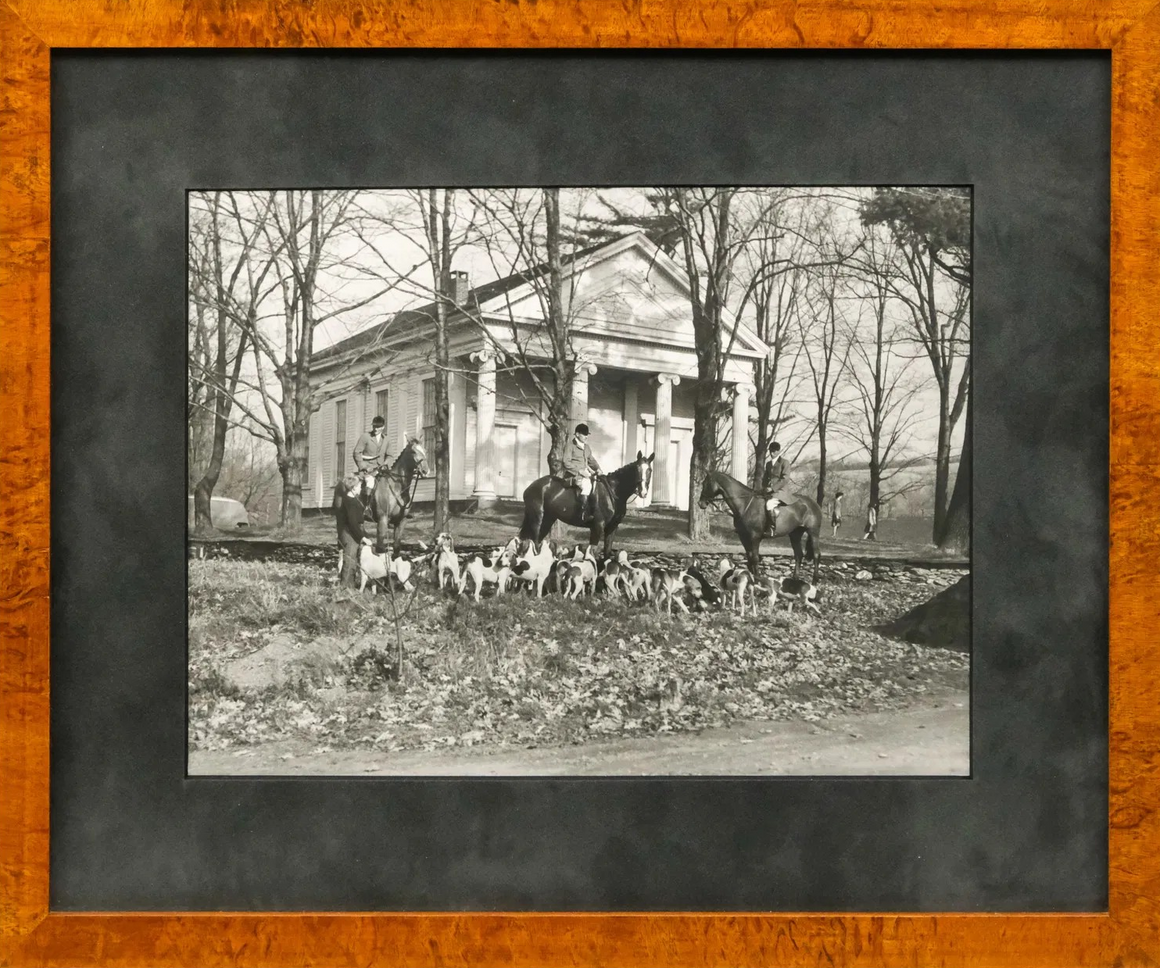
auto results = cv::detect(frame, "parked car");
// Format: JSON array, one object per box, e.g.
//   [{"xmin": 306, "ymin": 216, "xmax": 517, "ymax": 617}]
[{"xmin": 187, "ymin": 495, "xmax": 250, "ymax": 530}]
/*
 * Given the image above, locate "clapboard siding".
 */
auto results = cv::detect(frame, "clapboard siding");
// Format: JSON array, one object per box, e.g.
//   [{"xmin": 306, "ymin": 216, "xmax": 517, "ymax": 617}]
[
  {"xmin": 320, "ymin": 399, "xmax": 335, "ymax": 488},
  {"xmin": 305, "ymin": 408, "xmax": 320, "ymax": 496}
]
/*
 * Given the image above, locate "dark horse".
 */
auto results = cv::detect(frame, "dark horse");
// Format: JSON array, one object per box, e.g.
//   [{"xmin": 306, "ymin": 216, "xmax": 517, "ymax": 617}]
[
  {"xmin": 698, "ymin": 469, "xmax": 823, "ymax": 582},
  {"xmin": 519, "ymin": 451, "xmax": 654, "ymax": 559},
  {"xmin": 333, "ymin": 437, "xmax": 430, "ymax": 559}
]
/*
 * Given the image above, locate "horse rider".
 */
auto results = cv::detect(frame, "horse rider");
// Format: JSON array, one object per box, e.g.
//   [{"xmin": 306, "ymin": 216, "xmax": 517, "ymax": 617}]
[
  {"xmin": 762, "ymin": 440, "xmax": 794, "ymax": 533},
  {"xmin": 352, "ymin": 415, "xmax": 392, "ymax": 505},
  {"xmin": 563, "ymin": 422, "xmax": 603, "ymax": 523}
]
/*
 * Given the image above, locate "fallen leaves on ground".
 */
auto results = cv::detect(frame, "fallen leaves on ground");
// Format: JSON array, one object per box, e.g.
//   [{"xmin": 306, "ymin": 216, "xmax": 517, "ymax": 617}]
[{"xmin": 188, "ymin": 559, "xmax": 968, "ymax": 755}]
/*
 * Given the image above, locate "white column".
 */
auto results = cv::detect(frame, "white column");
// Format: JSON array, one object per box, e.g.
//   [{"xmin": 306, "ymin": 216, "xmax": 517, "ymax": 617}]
[
  {"xmin": 651, "ymin": 373, "xmax": 680, "ymax": 506},
  {"xmin": 622, "ymin": 377, "xmax": 639, "ymax": 464},
  {"xmin": 731, "ymin": 382, "xmax": 755, "ymax": 483},
  {"xmin": 472, "ymin": 349, "xmax": 497, "ymax": 504},
  {"xmin": 571, "ymin": 359, "xmax": 598, "ymax": 429}
]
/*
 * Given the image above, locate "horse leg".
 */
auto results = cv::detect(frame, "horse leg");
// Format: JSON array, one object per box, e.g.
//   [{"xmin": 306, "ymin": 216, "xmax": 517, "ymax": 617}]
[
  {"xmin": 741, "ymin": 534, "xmax": 761, "ymax": 579},
  {"xmin": 537, "ymin": 514, "xmax": 556, "ymax": 544},
  {"xmin": 374, "ymin": 513, "xmax": 391, "ymax": 556},
  {"xmin": 789, "ymin": 530, "xmax": 804, "ymax": 578},
  {"xmin": 591, "ymin": 521, "xmax": 607, "ymax": 560},
  {"xmin": 520, "ymin": 503, "xmax": 542, "ymax": 542}
]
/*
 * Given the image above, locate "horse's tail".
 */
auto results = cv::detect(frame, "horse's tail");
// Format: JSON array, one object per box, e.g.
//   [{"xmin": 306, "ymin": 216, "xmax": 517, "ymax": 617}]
[
  {"xmin": 332, "ymin": 481, "xmax": 345, "ymax": 510},
  {"xmin": 519, "ymin": 479, "xmax": 544, "ymax": 541}
]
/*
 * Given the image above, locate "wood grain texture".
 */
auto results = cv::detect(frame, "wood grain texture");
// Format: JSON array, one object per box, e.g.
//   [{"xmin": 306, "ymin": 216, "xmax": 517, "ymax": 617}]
[
  {"xmin": 1, "ymin": 0, "xmax": 1156, "ymax": 49},
  {"xmin": 1108, "ymin": 4, "xmax": 1160, "ymax": 960},
  {"xmin": 0, "ymin": 0, "xmax": 51, "ymax": 947},
  {"xmin": 1, "ymin": 0, "xmax": 1158, "ymax": 965}
]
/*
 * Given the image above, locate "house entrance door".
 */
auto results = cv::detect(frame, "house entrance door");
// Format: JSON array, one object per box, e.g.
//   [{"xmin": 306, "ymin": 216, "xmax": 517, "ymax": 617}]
[{"xmin": 494, "ymin": 423, "xmax": 518, "ymax": 498}]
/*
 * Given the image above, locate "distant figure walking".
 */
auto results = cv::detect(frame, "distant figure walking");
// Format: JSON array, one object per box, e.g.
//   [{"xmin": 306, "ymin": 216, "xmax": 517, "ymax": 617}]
[
  {"xmin": 831, "ymin": 490, "xmax": 844, "ymax": 538},
  {"xmin": 863, "ymin": 501, "xmax": 878, "ymax": 541}
]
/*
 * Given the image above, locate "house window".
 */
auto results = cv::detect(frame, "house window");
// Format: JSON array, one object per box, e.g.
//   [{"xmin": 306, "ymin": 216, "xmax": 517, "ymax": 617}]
[
  {"xmin": 335, "ymin": 399, "xmax": 347, "ymax": 478},
  {"xmin": 375, "ymin": 388, "xmax": 389, "ymax": 423},
  {"xmin": 422, "ymin": 378, "xmax": 436, "ymax": 453}
]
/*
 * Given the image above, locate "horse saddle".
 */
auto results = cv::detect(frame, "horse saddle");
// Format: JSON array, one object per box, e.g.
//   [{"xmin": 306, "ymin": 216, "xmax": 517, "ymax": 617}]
[
  {"xmin": 357, "ymin": 472, "xmax": 382, "ymax": 520},
  {"xmin": 557, "ymin": 473, "xmax": 608, "ymax": 496}
]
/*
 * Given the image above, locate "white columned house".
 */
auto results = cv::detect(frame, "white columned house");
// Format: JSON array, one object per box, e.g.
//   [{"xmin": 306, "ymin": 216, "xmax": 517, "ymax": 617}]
[{"xmin": 303, "ymin": 232, "xmax": 770, "ymax": 512}]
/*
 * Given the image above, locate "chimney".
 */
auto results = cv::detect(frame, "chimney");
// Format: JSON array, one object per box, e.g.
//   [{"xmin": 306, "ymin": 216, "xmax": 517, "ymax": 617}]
[{"xmin": 447, "ymin": 269, "xmax": 470, "ymax": 308}]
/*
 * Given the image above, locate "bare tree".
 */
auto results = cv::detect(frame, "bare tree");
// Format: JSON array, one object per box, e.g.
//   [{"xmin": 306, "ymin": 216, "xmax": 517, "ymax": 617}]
[
  {"xmin": 738, "ymin": 211, "xmax": 810, "ymax": 488},
  {"xmin": 466, "ymin": 187, "xmax": 590, "ymax": 476},
  {"xmin": 218, "ymin": 190, "xmax": 415, "ymax": 531},
  {"xmin": 187, "ymin": 191, "xmax": 276, "ymax": 534},
  {"xmin": 215, "ymin": 431, "xmax": 283, "ymax": 522},
  {"xmin": 796, "ymin": 242, "xmax": 857, "ymax": 506},
  {"xmin": 417, "ymin": 188, "xmax": 466, "ymax": 532},
  {"xmin": 861, "ymin": 187, "xmax": 970, "ymax": 542},
  {"xmin": 188, "ymin": 212, "xmax": 216, "ymax": 489},
  {"xmin": 839, "ymin": 226, "xmax": 932, "ymax": 513},
  {"xmin": 656, "ymin": 187, "xmax": 762, "ymax": 539}
]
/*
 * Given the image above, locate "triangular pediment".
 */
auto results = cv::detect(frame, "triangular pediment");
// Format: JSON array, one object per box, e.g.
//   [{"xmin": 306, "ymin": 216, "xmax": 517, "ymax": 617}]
[{"xmin": 475, "ymin": 232, "xmax": 769, "ymax": 359}]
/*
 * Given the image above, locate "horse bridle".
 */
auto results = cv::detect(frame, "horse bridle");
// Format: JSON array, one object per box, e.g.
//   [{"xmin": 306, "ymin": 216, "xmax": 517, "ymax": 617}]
[{"xmin": 374, "ymin": 451, "xmax": 424, "ymax": 512}]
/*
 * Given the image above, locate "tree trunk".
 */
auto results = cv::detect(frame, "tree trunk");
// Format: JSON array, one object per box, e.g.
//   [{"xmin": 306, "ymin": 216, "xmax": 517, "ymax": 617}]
[
  {"xmin": 434, "ymin": 371, "xmax": 450, "ymax": 532},
  {"xmin": 815, "ymin": 430, "xmax": 827, "ymax": 505},
  {"xmin": 687, "ymin": 382, "xmax": 716, "ymax": 540},
  {"xmin": 193, "ymin": 380, "xmax": 228, "ymax": 529},
  {"xmin": 546, "ymin": 387, "xmax": 570, "ymax": 476},
  {"xmin": 932, "ymin": 384, "xmax": 951, "ymax": 541},
  {"xmin": 938, "ymin": 393, "xmax": 971, "ymax": 553},
  {"xmin": 752, "ymin": 417, "xmax": 770, "ymax": 490},
  {"xmin": 192, "ymin": 304, "xmax": 247, "ymax": 535},
  {"xmin": 543, "ymin": 190, "xmax": 571, "ymax": 480},
  {"xmin": 280, "ymin": 437, "xmax": 306, "ymax": 532},
  {"xmin": 432, "ymin": 189, "xmax": 453, "ymax": 533}
]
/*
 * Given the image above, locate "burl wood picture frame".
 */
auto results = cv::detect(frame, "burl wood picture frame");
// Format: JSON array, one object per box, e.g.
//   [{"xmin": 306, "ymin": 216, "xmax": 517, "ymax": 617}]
[{"xmin": 1, "ymin": 1, "xmax": 1157, "ymax": 965}]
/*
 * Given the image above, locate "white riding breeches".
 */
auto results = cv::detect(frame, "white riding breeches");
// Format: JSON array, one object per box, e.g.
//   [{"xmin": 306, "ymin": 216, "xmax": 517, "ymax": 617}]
[{"xmin": 577, "ymin": 475, "xmax": 594, "ymax": 498}]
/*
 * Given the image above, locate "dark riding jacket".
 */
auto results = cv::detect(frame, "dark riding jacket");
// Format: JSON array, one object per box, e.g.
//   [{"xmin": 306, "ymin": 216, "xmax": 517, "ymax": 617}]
[
  {"xmin": 562, "ymin": 436, "xmax": 601, "ymax": 481},
  {"xmin": 762, "ymin": 455, "xmax": 789, "ymax": 494},
  {"xmin": 353, "ymin": 430, "xmax": 392, "ymax": 471}
]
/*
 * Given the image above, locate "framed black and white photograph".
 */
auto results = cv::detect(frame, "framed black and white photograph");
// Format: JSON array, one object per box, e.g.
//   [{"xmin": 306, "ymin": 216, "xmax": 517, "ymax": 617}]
[
  {"xmin": 10, "ymin": 15, "xmax": 1135, "ymax": 958},
  {"xmin": 186, "ymin": 185, "xmax": 971, "ymax": 777}
]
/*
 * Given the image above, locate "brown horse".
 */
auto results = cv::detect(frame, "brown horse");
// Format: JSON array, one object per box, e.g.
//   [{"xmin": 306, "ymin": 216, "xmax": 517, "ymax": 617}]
[
  {"xmin": 698, "ymin": 468, "xmax": 822, "ymax": 582},
  {"xmin": 333, "ymin": 437, "xmax": 429, "ymax": 557},
  {"xmin": 519, "ymin": 451, "xmax": 654, "ymax": 559}
]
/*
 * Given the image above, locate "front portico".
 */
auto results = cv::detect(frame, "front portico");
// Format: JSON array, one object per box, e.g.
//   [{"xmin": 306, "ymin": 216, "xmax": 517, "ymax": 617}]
[{"xmin": 304, "ymin": 232, "xmax": 769, "ymax": 512}]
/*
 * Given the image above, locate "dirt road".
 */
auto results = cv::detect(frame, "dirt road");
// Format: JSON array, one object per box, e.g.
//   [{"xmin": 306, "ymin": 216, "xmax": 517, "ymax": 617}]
[{"xmin": 190, "ymin": 693, "xmax": 968, "ymax": 777}]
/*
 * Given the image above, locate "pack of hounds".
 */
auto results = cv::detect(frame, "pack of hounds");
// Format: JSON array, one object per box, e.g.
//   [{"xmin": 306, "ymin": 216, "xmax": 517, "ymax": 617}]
[{"xmin": 346, "ymin": 534, "xmax": 821, "ymax": 618}]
